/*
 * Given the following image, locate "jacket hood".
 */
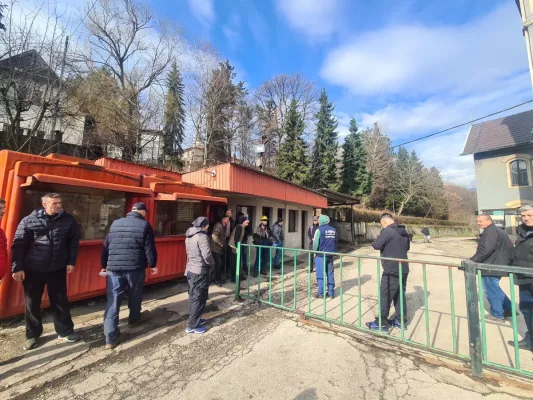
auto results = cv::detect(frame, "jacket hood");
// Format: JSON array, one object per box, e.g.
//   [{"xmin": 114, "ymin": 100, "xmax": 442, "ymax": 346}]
[
  {"xmin": 391, "ymin": 223, "xmax": 409, "ymax": 237},
  {"xmin": 186, "ymin": 227, "xmax": 204, "ymax": 238},
  {"xmin": 319, "ymin": 215, "xmax": 330, "ymax": 226}
]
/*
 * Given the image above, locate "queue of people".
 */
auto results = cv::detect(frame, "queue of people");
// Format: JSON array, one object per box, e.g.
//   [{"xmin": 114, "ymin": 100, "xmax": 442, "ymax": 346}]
[{"xmin": 2, "ymin": 194, "xmax": 533, "ymax": 354}]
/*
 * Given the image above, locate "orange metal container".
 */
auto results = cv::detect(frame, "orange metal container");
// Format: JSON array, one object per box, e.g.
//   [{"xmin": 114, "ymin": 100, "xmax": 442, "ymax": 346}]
[
  {"xmin": 0, "ymin": 150, "xmax": 224, "ymax": 318},
  {"xmin": 182, "ymin": 163, "xmax": 328, "ymax": 209}
]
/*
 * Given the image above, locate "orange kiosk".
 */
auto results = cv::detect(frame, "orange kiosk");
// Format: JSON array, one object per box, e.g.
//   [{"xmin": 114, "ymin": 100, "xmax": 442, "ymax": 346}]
[{"xmin": 0, "ymin": 150, "xmax": 226, "ymax": 318}]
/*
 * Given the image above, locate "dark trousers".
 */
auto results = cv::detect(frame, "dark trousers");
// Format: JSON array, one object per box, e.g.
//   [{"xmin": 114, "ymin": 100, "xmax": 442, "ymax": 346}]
[
  {"xmin": 22, "ymin": 268, "xmax": 74, "ymax": 339},
  {"xmin": 519, "ymin": 283, "xmax": 533, "ymax": 343},
  {"xmin": 379, "ymin": 273, "xmax": 409, "ymax": 322},
  {"xmin": 103, "ymin": 269, "xmax": 146, "ymax": 344},
  {"xmin": 187, "ymin": 271, "xmax": 209, "ymax": 329},
  {"xmin": 224, "ymin": 244, "xmax": 231, "ymax": 276},
  {"xmin": 231, "ymin": 247, "xmax": 248, "ymax": 279},
  {"xmin": 253, "ymin": 240, "xmax": 271, "ymax": 273},
  {"xmin": 213, "ymin": 252, "xmax": 223, "ymax": 281}
]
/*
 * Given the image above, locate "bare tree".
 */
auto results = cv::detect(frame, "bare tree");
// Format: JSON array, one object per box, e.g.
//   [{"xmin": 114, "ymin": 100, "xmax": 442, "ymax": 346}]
[
  {"xmin": 362, "ymin": 123, "xmax": 392, "ymax": 208},
  {"xmin": 81, "ymin": 0, "xmax": 180, "ymax": 161},
  {"xmin": 0, "ymin": 0, "xmax": 83, "ymax": 154},
  {"xmin": 390, "ymin": 147, "xmax": 427, "ymax": 216},
  {"xmin": 254, "ymin": 73, "xmax": 318, "ymax": 166}
]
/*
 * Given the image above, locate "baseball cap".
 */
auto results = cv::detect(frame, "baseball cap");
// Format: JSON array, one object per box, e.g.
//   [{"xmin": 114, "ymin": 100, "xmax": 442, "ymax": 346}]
[
  {"xmin": 132, "ymin": 202, "xmax": 147, "ymax": 211},
  {"xmin": 313, "ymin": 216, "xmax": 319, "ymax": 221}
]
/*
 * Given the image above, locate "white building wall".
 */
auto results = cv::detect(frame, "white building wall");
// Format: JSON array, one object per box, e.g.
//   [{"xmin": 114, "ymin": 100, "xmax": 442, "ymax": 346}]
[{"xmin": 225, "ymin": 195, "xmax": 314, "ymax": 250}]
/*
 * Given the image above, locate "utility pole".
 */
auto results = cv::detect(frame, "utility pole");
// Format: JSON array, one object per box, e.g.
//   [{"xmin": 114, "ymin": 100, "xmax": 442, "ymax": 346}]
[{"xmin": 50, "ymin": 36, "xmax": 69, "ymax": 139}]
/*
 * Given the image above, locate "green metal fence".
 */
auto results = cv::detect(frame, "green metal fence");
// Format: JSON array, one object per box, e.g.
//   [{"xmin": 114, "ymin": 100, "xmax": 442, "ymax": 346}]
[{"xmin": 234, "ymin": 243, "xmax": 533, "ymax": 380}]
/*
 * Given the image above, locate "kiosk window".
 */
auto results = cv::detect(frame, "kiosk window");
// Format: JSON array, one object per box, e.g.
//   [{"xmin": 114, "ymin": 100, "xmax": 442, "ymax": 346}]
[
  {"xmin": 22, "ymin": 189, "xmax": 126, "ymax": 240},
  {"xmin": 155, "ymin": 201, "xmax": 202, "ymax": 236}
]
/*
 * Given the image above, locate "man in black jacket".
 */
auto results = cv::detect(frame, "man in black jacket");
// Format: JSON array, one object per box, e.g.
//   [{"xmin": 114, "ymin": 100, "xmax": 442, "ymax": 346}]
[
  {"xmin": 366, "ymin": 213, "xmax": 410, "ymax": 332},
  {"xmin": 12, "ymin": 193, "xmax": 80, "ymax": 350},
  {"xmin": 101, "ymin": 202, "xmax": 158, "ymax": 349},
  {"xmin": 508, "ymin": 205, "xmax": 533, "ymax": 351},
  {"xmin": 470, "ymin": 214, "xmax": 513, "ymax": 322}
]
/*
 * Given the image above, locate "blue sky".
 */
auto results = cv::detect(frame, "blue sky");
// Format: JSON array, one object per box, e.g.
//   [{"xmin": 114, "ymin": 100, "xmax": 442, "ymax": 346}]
[{"xmin": 151, "ymin": 0, "xmax": 532, "ymax": 188}]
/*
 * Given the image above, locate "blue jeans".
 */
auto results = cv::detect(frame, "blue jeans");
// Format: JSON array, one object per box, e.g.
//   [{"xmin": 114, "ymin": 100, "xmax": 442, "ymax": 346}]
[
  {"xmin": 483, "ymin": 276, "xmax": 512, "ymax": 319},
  {"xmin": 253, "ymin": 240, "xmax": 270, "ymax": 273},
  {"xmin": 519, "ymin": 283, "xmax": 533, "ymax": 344},
  {"xmin": 104, "ymin": 269, "xmax": 146, "ymax": 344},
  {"xmin": 273, "ymin": 241, "xmax": 283, "ymax": 267},
  {"xmin": 315, "ymin": 256, "xmax": 335, "ymax": 296}
]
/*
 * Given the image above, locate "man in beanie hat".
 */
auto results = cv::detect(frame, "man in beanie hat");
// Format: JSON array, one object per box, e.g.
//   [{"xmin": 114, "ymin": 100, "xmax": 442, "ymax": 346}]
[
  {"xmin": 185, "ymin": 216, "xmax": 215, "ymax": 334},
  {"xmin": 252, "ymin": 216, "xmax": 273, "ymax": 277},
  {"xmin": 101, "ymin": 202, "xmax": 158, "ymax": 349},
  {"xmin": 229, "ymin": 215, "xmax": 250, "ymax": 282}
]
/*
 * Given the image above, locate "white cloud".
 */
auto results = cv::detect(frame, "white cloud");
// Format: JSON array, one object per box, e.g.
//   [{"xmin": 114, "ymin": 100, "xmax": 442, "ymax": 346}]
[
  {"xmin": 187, "ymin": 0, "xmax": 215, "ymax": 28},
  {"xmin": 410, "ymin": 129, "xmax": 475, "ymax": 188},
  {"xmin": 356, "ymin": 72, "xmax": 532, "ymax": 140},
  {"xmin": 222, "ymin": 13, "xmax": 241, "ymax": 50},
  {"xmin": 276, "ymin": 0, "xmax": 345, "ymax": 41},
  {"xmin": 320, "ymin": 2, "xmax": 528, "ymax": 96}
]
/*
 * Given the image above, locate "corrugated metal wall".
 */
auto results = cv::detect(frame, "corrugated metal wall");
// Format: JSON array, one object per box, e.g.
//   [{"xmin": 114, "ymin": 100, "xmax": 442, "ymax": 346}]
[{"xmin": 95, "ymin": 157, "xmax": 182, "ymax": 182}]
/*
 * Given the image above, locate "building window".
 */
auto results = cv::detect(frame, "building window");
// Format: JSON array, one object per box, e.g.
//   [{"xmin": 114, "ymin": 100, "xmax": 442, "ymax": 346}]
[
  {"xmin": 289, "ymin": 210, "xmax": 298, "ymax": 233},
  {"xmin": 155, "ymin": 201, "xmax": 202, "ymax": 236},
  {"xmin": 510, "ymin": 159, "xmax": 529, "ymax": 186},
  {"xmin": 22, "ymin": 189, "xmax": 126, "ymax": 240}
]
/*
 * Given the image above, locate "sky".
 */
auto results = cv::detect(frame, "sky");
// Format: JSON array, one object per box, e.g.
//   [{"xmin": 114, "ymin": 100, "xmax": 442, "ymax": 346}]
[{"xmin": 148, "ymin": 0, "xmax": 532, "ymax": 189}]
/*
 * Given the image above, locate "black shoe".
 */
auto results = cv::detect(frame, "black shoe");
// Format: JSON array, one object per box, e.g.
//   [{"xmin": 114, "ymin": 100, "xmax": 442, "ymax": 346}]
[
  {"xmin": 23, "ymin": 337, "xmax": 39, "ymax": 351},
  {"xmin": 58, "ymin": 333, "xmax": 81, "ymax": 343},
  {"xmin": 240, "ymin": 275, "xmax": 246, "ymax": 281},
  {"xmin": 252, "ymin": 271, "xmax": 258, "ymax": 278},
  {"xmin": 230, "ymin": 277, "xmax": 236, "ymax": 283},
  {"xmin": 273, "ymin": 265, "xmax": 281, "ymax": 270},
  {"xmin": 507, "ymin": 338, "xmax": 533, "ymax": 351},
  {"xmin": 260, "ymin": 270, "xmax": 268, "ymax": 276},
  {"xmin": 504, "ymin": 310, "xmax": 520, "ymax": 319},
  {"xmin": 214, "ymin": 280, "xmax": 225, "ymax": 287}
]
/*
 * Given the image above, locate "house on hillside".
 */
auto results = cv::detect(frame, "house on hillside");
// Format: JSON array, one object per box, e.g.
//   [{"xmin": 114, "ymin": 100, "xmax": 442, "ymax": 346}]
[
  {"xmin": 0, "ymin": 49, "xmax": 85, "ymax": 147},
  {"xmin": 462, "ymin": 108, "xmax": 533, "ymax": 233}
]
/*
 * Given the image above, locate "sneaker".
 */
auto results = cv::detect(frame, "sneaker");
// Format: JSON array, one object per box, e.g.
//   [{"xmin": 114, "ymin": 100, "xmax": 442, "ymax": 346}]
[
  {"xmin": 23, "ymin": 337, "xmax": 39, "ymax": 351},
  {"xmin": 484, "ymin": 314, "xmax": 506, "ymax": 323},
  {"xmin": 365, "ymin": 321, "xmax": 389, "ymax": 332},
  {"xmin": 198, "ymin": 318, "xmax": 207, "ymax": 326},
  {"xmin": 388, "ymin": 318, "xmax": 409, "ymax": 329},
  {"xmin": 186, "ymin": 326, "xmax": 208, "ymax": 334},
  {"xmin": 58, "ymin": 333, "xmax": 81, "ymax": 343},
  {"xmin": 507, "ymin": 338, "xmax": 533, "ymax": 351},
  {"xmin": 105, "ymin": 335, "xmax": 121, "ymax": 350}
]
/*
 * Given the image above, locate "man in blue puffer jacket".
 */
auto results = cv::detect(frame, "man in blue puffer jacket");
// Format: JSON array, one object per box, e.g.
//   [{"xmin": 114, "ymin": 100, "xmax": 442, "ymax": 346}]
[
  {"xmin": 101, "ymin": 202, "xmax": 158, "ymax": 349},
  {"xmin": 313, "ymin": 215, "xmax": 337, "ymax": 299}
]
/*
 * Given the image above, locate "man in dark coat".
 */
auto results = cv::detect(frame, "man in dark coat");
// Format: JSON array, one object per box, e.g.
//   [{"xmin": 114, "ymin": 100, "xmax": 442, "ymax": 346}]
[
  {"xmin": 211, "ymin": 215, "xmax": 229, "ymax": 286},
  {"xmin": 421, "ymin": 226, "xmax": 431, "ymax": 243},
  {"xmin": 271, "ymin": 218, "xmax": 284, "ymax": 270},
  {"xmin": 508, "ymin": 205, "xmax": 533, "ymax": 351},
  {"xmin": 229, "ymin": 215, "xmax": 250, "ymax": 280},
  {"xmin": 366, "ymin": 213, "xmax": 410, "ymax": 332},
  {"xmin": 12, "ymin": 193, "xmax": 80, "ymax": 350},
  {"xmin": 0, "ymin": 198, "xmax": 7, "ymax": 284},
  {"xmin": 223, "ymin": 209, "xmax": 235, "ymax": 277},
  {"xmin": 101, "ymin": 202, "xmax": 158, "ymax": 349},
  {"xmin": 470, "ymin": 214, "xmax": 513, "ymax": 322}
]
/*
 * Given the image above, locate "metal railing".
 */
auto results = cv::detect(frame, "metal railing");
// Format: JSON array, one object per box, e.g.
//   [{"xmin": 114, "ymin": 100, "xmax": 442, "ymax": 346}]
[{"xmin": 233, "ymin": 243, "xmax": 533, "ymax": 380}]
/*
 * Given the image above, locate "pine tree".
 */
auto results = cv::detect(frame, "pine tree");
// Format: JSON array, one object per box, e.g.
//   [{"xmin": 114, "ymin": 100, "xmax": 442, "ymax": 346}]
[
  {"xmin": 162, "ymin": 62, "xmax": 185, "ymax": 169},
  {"xmin": 277, "ymin": 99, "xmax": 309, "ymax": 185},
  {"xmin": 308, "ymin": 89, "xmax": 339, "ymax": 189},
  {"xmin": 340, "ymin": 118, "xmax": 372, "ymax": 197}
]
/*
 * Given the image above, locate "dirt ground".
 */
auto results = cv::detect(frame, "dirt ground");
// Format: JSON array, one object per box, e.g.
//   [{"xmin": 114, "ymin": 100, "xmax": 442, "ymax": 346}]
[{"xmin": 1, "ymin": 237, "xmax": 533, "ymax": 400}]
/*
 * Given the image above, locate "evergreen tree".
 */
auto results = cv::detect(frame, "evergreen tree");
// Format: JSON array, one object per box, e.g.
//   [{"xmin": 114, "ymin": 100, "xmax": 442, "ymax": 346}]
[
  {"xmin": 277, "ymin": 99, "xmax": 309, "ymax": 185},
  {"xmin": 162, "ymin": 62, "xmax": 185, "ymax": 169},
  {"xmin": 308, "ymin": 89, "xmax": 339, "ymax": 189},
  {"xmin": 340, "ymin": 118, "xmax": 372, "ymax": 197}
]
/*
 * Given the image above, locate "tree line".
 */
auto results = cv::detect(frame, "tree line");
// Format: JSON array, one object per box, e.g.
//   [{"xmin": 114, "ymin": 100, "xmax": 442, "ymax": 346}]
[{"xmin": 0, "ymin": 0, "xmax": 461, "ymax": 219}]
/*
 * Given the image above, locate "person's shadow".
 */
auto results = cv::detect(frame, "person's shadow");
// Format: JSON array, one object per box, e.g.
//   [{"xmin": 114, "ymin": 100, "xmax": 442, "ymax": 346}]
[{"xmin": 294, "ymin": 388, "xmax": 318, "ymax": 400}]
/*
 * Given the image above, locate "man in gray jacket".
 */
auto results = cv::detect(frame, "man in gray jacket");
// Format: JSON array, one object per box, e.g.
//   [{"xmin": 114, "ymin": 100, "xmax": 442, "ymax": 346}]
[{"xmin": 185, "ymin": 217, "xmax": 215, "ymax": 334}]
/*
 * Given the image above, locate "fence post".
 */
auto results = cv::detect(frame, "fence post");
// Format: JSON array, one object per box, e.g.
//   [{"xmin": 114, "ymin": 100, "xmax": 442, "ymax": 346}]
[
  {"xmin": 462, "ymin": 260, "xmax": 483, "ymax": 378},
  {"xmin": 234, "ymin": 242, "xmax": 242, "ymax": 301}
]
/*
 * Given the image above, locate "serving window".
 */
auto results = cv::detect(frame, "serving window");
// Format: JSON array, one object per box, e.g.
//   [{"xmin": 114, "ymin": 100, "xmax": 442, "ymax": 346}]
[
  {"xmin": 155, "ymin": 201, "xmax": 202, "ymax": 236},
  {"xmin": 22, "ymin": 187, "xmax": 126, "ymax": 240}
]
